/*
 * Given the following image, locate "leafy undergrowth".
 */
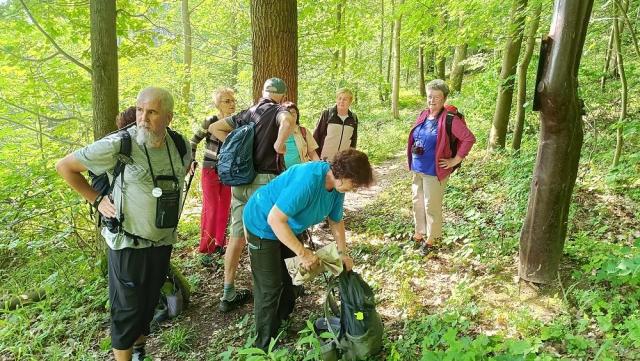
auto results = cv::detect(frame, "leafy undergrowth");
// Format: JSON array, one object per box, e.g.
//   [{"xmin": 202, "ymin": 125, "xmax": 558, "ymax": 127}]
[{"xmin": 2, "ymin": 74, "xmax": 639, "ymax": 359}]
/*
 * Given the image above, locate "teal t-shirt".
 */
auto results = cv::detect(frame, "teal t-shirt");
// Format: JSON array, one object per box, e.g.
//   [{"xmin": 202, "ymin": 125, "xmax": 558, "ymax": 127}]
[
  {"xmin": 243, "ymin": 162, "xmax": 344, "ymax": 240},
  {"xmin": 284, "ymin": 134, "xmax": 302, "ymax": 168},
  {"xmin": 74, "ymin": 126, "xmax": 192, "ymax": 250}
]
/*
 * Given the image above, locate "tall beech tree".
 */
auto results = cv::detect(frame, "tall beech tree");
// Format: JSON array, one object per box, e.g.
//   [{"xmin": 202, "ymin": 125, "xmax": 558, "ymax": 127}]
[
  {"xmin": 391, "ymin": 0, "xmax": 404, "ymax": 119},
  {"xmin": 488, "ymin": 0, "xmax": 528, "ymax": 150},
  {"xmin": 512, "ymin": 1, "xmax": 542, "ymax": 152},
  {"xmin": 519, "ymin": 0, "xmax": 594, "ymax": 284},
  {"xmin": 435, "ymin": 13, "xmax": 447, "ymax": 80},
  {"xmin": 181, "ymin": 0, "xmax": 193, "ymax": 115},
  {"xmin": 612, "ymin": 0, "xmax": 628, "ymax": 167},
  {"xmin": 90, "ymin": 0, "xmax": 118, "ymax": 140},
  {"xmin": 250, "ymin": 0, "xmax": 298, "ymax": 103},
  {"xmin": 449, "ymin": 28, "xmax": 467, "ymax": 93},
  {"xmin": 418, "ymin": 44, "xmax": 426, "ymax": 97}
]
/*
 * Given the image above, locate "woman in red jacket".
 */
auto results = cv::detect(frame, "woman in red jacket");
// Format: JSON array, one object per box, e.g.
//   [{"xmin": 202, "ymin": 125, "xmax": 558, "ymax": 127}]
[{"xmin": 407, "ymin": 79, "xmax": 476, "ymax": 255}]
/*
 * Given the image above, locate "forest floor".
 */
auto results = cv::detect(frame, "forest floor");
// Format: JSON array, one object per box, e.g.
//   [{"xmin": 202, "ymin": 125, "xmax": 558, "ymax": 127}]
[{"xmin": 121, "ymin": 153, "xmax": 569, "ymax": 360}]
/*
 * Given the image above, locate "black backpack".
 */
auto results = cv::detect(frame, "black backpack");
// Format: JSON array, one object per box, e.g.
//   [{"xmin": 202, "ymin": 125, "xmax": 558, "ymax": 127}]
[
  {"xmin": 317, "ymin": 271, "xmax": 384, "ymax": 361},
  {"xmin": 89, "ymin": 125, "xmax": 188, "ymax": 230},
  {"xmin": 444, "ymin": 109, "xmax": 466, "ymax": 172}
]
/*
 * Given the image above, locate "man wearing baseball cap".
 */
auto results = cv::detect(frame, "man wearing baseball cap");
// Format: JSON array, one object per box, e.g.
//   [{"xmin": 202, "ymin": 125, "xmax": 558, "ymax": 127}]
[{"xmin": 208, "ymin": 77, "xmax": 295, "ymax": 313}]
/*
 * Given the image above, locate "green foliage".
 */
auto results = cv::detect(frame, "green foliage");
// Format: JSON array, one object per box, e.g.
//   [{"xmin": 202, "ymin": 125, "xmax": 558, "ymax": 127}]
[
  {"xmin": 161, "ymin": 325, "xmax": 194, "ymax": 354},
  {"xmin": 1, "ymin": 0, "xmax": 639, "ymax": 359}
]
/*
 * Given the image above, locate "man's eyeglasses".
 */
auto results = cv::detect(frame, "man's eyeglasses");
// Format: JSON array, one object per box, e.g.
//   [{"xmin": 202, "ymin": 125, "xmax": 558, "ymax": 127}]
[{"xmin": 222, "ymin": 99, "xmax": 237, "ymax": 104}]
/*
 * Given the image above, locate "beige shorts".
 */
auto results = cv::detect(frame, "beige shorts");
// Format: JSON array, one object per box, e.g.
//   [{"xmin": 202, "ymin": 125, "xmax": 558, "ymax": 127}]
[{"xmin": 229, "ymin": 173, "xmax": 276, "ymax": 237}]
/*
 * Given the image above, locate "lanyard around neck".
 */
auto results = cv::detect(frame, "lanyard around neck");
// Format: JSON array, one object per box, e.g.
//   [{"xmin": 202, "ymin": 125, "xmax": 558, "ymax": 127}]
[{"xmin": 143, "ymin": 139, "xmax": 177, "ymax": 187}]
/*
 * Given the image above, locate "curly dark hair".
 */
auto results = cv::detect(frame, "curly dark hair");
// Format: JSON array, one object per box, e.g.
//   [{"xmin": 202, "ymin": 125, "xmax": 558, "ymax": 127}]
[
  {"xmin": 116, "ymin": 106, "xmax": 136, "ymax": 129},
  {"xmin": 331, "ymin": 149, "xmax": 374, "ymax": 188},
  {"xmin": 281, "ymin": 101, "xmax": 300, "ymax": 125}
]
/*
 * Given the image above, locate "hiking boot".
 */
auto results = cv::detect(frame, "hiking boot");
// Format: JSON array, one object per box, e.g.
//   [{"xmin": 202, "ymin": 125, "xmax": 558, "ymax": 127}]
[
  {"xmin": 132, "ymin": 344, "xmax": 146, "ymax": 361},
  {"xmin": 200, "ymin": 247, "xmax": 225, "ymax": 268},
  {"xmin": 200, "ymin": 254, "xmax": 215, "ymax": 267},
  {"xmin": 219, "ymin": 289, "xmax": 252, "ymax": 313},
  {"xmin": 419, "ymin": 242, "xmax": 435, "ymax": 256},
  {"xmin": 409, "ymin": 236, "xmax": 423, "ymax": 249}
]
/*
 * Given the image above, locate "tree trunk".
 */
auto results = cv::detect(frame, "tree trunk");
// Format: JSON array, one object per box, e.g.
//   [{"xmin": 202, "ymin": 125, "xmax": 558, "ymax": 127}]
[
  {"xmin": 512, "ymin": 1, "xmax": 542, "ymax": 152},
  {"xmin": 600, "ymin": 27, "xmax": 615, "ymax": 90},
  {"xmin": 378, "ymin": 0, "xmax": 385, "ymax": 102},
  {"xmin": 435, "ymin": 12, "xmax": 446, "ymax": 79},
  {"xmin": 436, "ymin": 56, "xmax": 445, "ymax": 79},
  {"xmin": 391, "ymin": 0, "xmax": 403, "ymax": 119},
  {"xmin": 489, "ymin": 0, "xmax": 528, "ymax": 150},
  {"xmin": 1, "ymin": 289, "xmax": 47, "ymax": 311},
  {"xmin": 90, "ymin": 0, "xmax": 118, "ymax": 140},
  {"xmin": 230, "ymin": 10, "xmax": 240, "ymax": 90},
  {"xmin": 333, "ymin": 0, "xmax": 344, "ymax": 76},
  {"xmin": 181, "ymin": 0, "xmax": 192, "ymax": 115},
  {"xmin": 612, "ymin": 1, "xmax": 627, "ymax": 167},
  {"xmin": 386, "ymin": 0, "xmax": 394, "ymax": 84},
  {"xmin": 90, "ymin": 0, "xmax": 118, "ymax": 274},
  {"xmin": 519, "ymin": 0, "xmax": 594, "ymax": 284},
  {"xmin": 250, "ymin": 0, "xmax": 298, "ymax": 103},
  {"xmin": 419, "ymin": 44, "xmax": 426, "ymax": 97},
  {"xmin": 449, "ymin": 42, "xmax": 468, "ymax": 92}
]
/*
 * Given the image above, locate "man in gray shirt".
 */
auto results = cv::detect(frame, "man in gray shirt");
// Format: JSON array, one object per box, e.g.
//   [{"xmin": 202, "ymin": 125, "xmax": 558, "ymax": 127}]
[{"xmin": 56, "ymin": 87, "xmax": 192, "ymax": 361}]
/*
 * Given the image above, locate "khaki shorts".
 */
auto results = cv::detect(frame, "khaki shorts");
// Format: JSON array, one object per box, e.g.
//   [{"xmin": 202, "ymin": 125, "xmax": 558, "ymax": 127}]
[{"xmin": 229, "ymin": 173, "xmax": 276, "ymax": 237}]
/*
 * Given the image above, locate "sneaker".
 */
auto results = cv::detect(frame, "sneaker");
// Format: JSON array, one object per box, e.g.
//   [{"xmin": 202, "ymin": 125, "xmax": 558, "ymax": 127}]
[
  {"xmin": 219, "ymin": 289, "xmax": 252, "ymax": 313},
  {"xmin": 132, "ymin": 344, "xmax": 146, "ymax": 361},
  {"xmin": 200, "ymin": 247, "xmax": 225, "ymax": 267},
  {"xmin": 200, "ymin": 254, "xmax": 215, "ymax": 267},
  {"xmin": 419, "ymin": 242, "xmax": 435, "ymax": 256},
  {"xmin": 409, "ymin": 236, "xmax": 423, "ymax": 249},
  {"xmin": 214, "ymin": 246, "xmax": 226, "ymax": 256}
]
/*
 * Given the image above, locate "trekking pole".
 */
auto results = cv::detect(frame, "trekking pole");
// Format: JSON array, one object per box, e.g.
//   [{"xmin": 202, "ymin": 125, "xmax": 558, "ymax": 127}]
[{"xmin": 178, "ymin": 161, "xmax": 197, "ymax": 220}]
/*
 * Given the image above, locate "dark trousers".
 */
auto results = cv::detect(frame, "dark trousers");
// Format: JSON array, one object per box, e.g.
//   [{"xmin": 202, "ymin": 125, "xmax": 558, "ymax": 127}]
[
  {"xmin": 108, "ymin": 245, "xmax": 172, "ymax": 350},
  {"xmin": 246, "ymin": 230, "xmax": 300, "ymax": 351}
]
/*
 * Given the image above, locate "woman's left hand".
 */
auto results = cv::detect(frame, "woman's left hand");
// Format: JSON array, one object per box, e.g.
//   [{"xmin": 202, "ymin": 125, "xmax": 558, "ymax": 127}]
[
  {"xmin": 341, "ymin": 255, "xmax": 354, "ymax": 271},
  {"xmin": 438, "ymin": 156, "xmax": 462, "ymax": 169}
]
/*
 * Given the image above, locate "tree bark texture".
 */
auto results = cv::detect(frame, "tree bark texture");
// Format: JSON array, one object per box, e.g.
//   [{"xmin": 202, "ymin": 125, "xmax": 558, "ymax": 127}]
[
  {"xmin": 378, "ymin": 0, "xmax": 386, "ymax": 102},
  {"xmin": 386, "ymin": 0, "xmax": 394, "ymax": 84},
  {"xmin": 419, "ymin": 44, "xmax": 426, "ymax": 97},
  {"xmin": 181, "ymin": 0, "xmax": 193, "ymax": 115},
  {"xmin": 436, "ymin": 56, "xmax": 445, "ymax": 79},
  {"xmin": 449, "ymin": 42, "xmax": 468, "ymax": 92},
  {"xmin": 512, "ymin": 2, "xmax": 542, "ymax": 151},
  {"xmin": 489, "ymin": 0, "xmax": 528, "ymax": 150},
  {"xmin": 600, "ymin": 27, "xmax": 615, "ymax": 90},
  {"xmin": 230, "ymin": 9, "xmax": 240, "ymax": 90},
  {"xmin": 612, "ymin": 1, "xmax": 627, "ymax": 167},
  {"xmin": 519, "ymin": 0, "xmax": 594, "ymax": 284},
  {"xmin": 250, "ymin": 0, "xmax": 298, "ymax": 103},
  {"xmin": 333, "ymin": 0, "xmax": 345, "ymax": 78},
  {"xmin": 435, "ymin": 13, "xmax": 446, "ymax": 79},
  {"xmin": 90, "ymin": 0, "xmax": 118, "ymax": 140},
  {"xmin": 391, "ymin": 0, "xmax": 403, "ymax": 119}
]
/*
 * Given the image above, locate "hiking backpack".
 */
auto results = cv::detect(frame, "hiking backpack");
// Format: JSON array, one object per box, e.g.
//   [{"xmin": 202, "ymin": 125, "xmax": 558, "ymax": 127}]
[
  {"xmin": 444, "ymin": 105, "xmax": 466, "ymax": 172},
  {"xmin": 89, "ymin": 125, "xmax": 188, "ymax": 229},
  {"xmin": 316, "ymin": 271, "xmax": 384, "ymax": 361},
  {"xmin": 216, "ymin": 122, "xmax": 256, "ymax": 186}
]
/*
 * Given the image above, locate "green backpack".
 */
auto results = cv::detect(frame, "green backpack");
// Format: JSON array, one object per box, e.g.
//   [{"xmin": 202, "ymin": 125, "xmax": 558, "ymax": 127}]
[{"xmin": 317, "ymin": 271, "xmax": 384, "ymax": 361}]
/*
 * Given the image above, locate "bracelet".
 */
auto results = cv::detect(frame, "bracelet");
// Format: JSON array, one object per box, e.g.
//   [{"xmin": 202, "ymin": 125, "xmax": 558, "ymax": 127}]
[{"xmin": 92, "ymin": 194, "xmax": 104, "ymax": 209}]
